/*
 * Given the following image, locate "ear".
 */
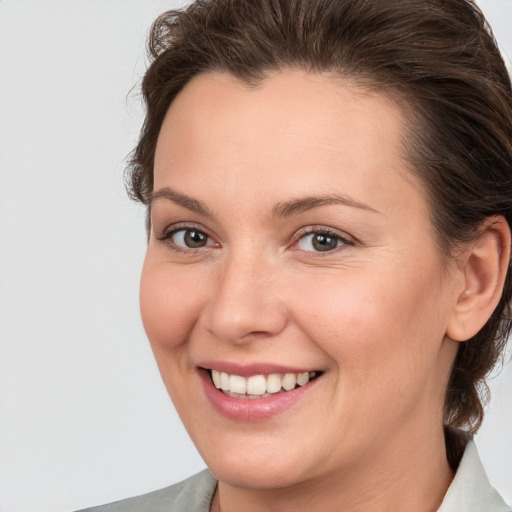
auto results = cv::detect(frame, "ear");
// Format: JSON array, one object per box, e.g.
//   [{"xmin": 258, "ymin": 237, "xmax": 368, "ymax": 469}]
[{"xmin": 446, "ymin": 216, "xmax": 511, "ymax": 342}]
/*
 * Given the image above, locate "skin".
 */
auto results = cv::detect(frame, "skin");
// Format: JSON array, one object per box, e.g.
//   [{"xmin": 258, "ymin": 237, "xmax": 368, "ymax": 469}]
[{"xmin": 140, "ymin": 71, "xmax": 505, "ymax": 512}]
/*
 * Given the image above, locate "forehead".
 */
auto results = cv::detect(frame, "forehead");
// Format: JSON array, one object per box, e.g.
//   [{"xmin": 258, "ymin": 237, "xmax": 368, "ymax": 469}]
[
  {"xmin": 158, "ymin": 70, "xmax": 409, "ymax": 159},
  {"xmin": 153, "ymin": 70, "xmax": 424, "ymax": 219}
]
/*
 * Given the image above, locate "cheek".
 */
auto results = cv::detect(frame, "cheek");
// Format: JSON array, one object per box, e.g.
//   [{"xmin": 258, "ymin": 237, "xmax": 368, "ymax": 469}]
[
  {"xmin": 290, "ymin": 267, "xmax": 452, "ymax": 439},
  {"xmin": 293, "ymin": 262, "xmax": 449, "ymax": 376},
  {"xmin": 139, "ymin": 259, "xmax": 206, "ymax": 351}
]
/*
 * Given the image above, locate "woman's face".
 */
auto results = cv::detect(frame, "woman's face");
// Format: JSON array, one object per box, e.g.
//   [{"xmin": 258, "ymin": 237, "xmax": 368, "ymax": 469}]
[{"xmin": 140, "ymin": 71, "xmax": 461, "ymax": 489}]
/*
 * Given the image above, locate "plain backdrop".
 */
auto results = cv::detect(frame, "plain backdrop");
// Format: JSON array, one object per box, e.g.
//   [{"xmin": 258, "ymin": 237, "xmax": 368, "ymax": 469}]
[{"xmin": 0, "ymin": 1, "xmax": 511, "ymax": 511}]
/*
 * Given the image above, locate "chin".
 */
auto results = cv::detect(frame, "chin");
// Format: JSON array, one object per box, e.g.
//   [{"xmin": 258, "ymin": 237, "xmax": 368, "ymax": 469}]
[
  {"xmin": 195, "ymin": 431, "xmax": 329, "ymax": 491},
  {"xmin": 208, "ymin": 457, "xmax": 310, "ymax": 491}
]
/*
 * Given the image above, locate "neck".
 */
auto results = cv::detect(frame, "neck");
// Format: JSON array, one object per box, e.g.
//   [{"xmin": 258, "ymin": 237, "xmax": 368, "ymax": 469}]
[{"xmin": 212, "ymin": 426, "xmax": 454, "ymax": 512}]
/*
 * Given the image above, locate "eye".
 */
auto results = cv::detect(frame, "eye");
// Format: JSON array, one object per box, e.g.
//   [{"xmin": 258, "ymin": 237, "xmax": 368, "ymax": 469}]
[
  {"xmin": 159, "ymin": 227, "xmax": 215, "ymax": 250},
  {"xmin": 296, "ymin": 230, "xmax": 347, "ymax": 252},
  {"xmin": 175, "ymin": 228, "xmax": 209, "ymax": 248}
]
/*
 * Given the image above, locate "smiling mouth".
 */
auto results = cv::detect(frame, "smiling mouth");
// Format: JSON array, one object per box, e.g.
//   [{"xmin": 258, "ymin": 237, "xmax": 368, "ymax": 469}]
[{"xmin": 207, "ymin": 369, "xmax": 322, "ymax": 398}]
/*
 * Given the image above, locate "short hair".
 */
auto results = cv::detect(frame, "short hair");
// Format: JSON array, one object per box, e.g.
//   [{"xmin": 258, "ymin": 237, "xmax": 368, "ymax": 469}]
[{"xmin": 127, "ymin": 0, "xmax": 512, "ymax": 447}]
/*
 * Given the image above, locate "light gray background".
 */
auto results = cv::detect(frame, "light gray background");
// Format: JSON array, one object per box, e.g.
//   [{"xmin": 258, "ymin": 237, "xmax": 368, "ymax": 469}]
[{"xmin": 0, "ymin": 1, "xmax": 510, "ymax": 511}]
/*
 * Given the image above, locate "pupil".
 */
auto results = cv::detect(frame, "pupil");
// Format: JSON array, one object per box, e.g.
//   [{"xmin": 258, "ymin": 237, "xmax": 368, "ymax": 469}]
[
  {"xmin": 313, "ymin": 234, "xmax": 337, "ymax": 251},
  {"xmin": 185, "ymin": 230, "xmax": 207, "ymax": 248}
]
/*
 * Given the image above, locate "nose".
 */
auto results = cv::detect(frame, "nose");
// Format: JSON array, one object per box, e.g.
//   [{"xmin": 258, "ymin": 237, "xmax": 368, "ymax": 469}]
[{"xmin": 202, "ymin": 249, "xmax": 288, "ymax": 344}]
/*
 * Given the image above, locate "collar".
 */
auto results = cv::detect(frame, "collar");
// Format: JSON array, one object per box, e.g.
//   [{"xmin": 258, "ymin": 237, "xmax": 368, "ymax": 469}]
[{"xmin": 437, "ymin": 440, "xmax": 510, "ymax": 511}]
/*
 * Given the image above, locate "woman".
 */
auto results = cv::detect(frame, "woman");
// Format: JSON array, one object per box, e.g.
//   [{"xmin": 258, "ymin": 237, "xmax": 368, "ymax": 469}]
[{"xmin": 81, "ymin": 0, "xmax": 512, "ymax": 510}]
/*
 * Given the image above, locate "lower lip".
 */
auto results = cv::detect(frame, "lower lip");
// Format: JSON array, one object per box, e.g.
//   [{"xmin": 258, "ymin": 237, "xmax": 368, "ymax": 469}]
[{"xmin": 199, "ymin": 370, "xmax": 319, "ymax": 422}]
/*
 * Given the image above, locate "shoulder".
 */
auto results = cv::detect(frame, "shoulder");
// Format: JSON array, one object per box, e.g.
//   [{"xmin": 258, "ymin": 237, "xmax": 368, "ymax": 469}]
[{"xmin": 75, "ymin": 469, "xmax": 217, "ymax": 512}]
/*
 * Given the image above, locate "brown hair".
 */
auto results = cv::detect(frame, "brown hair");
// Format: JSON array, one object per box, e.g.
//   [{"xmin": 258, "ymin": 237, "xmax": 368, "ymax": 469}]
[{"xmin": 128, "ymin": 0, "xmax": 512, "ymax": 448}]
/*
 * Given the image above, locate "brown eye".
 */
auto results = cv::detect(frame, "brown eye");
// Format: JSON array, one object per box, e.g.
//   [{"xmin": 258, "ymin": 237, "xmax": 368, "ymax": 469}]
[
  {"xmin": 312, "ymin": 234, "xmax": 339, "ymax": 251},
  {"xmin": 297, "ymin": 232, "xmax": 344, "ymax": 252},
  {"xmin": 170, "ymin": 229, "xmax": 210, "ymax": 248},
  {"xmin": 184, "ymin": 229, "xmax": 208, "ymax": 248}
]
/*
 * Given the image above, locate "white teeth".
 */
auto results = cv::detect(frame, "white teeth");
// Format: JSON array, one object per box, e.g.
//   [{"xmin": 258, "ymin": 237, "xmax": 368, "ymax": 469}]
[
  {"xmin": 229, "ymin": 374, "xmax": 247, "ymax": 394},
  {"xmin": 282, "ymin": 373, "xmax": 297, "ymax": 391},
  {"xmin": 247, "ymin": 375, "xmax": 267, "ymax": 395},
  {"xmin": 220, "ymin": 372, "xmax": 230, "ymax": 391},
  {"xmin": 210, "ymin": 369, "xmax": 317, "ymax": 396},
  {"xmin": 266, "ymin": 374, "xmax": 282, "ymax": 393},
  {"xmin": 212, "ymin": 370, "xmax": 221, "ymax": 388},
  {"xmin": 297, "ymin": 372, "xmax": 310, "ymax": 386}
]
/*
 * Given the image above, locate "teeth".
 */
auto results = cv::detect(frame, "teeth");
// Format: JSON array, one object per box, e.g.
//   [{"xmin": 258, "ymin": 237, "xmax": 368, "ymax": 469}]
[
  {"xmin": 212, "ymin": 370, "xmax": 221, "ymax": 388},
  {"xmin": 266, "ymin": 374, "xmax": 282, "ymax": 393},
  {"xmin": 229, "ymin": 374, "xmax": 247, "ymax": 394},
  {"xmin": 210, "ymin": 369, "xmax": 316, "ymax": 396},
  {"xmin": 282, "ymin": 373, "xmax": 297, "ymax": 391},
  {"xmin": 247, "ymin": 375, "xmax": 266, "ymax": 395},
  {"xmin": 297, "ymin": 372, "xmax": 310, "ymax": 386},
  {"xmin": 220, "ymin": 372, "xmax": 230, "ymax": 391}
]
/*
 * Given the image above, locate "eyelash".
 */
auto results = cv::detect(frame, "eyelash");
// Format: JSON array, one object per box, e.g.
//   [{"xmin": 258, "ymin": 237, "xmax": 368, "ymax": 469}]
[
  {"xmin": 156, "ymin": 224, "xmax": 353, "ymax": 255},
  {"xmin": 155, "ymin": 223, "xmax": 217, "ymax": 254},
  {"xmin": 291, "ymin": 227, "xmax": 353, "ymax": 254}
]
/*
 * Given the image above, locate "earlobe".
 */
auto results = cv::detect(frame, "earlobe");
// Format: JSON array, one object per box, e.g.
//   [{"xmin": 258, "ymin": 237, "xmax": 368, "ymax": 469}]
[{"xmin": 446, "ymin": 216, "xmax": 511, "ymax": 342}]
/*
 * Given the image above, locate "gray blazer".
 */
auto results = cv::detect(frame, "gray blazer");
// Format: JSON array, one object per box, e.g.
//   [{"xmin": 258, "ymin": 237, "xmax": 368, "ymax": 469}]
[{"xmin": 77, "ymin": 441, "xmax": 510, "ymax": 512}]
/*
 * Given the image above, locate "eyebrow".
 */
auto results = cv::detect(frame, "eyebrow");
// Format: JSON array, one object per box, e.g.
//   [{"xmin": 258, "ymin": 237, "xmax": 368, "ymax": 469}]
[
  {"xmin": 150, "ymin": 187, "xmax": 380, "ymax": 219},
  {"xmin": 272, "ymin": 194, "xmax": 380, "ymax": 218},
  {"xmin": 150, "ymin": 187, "xmax": 213, "ymax": 217}
]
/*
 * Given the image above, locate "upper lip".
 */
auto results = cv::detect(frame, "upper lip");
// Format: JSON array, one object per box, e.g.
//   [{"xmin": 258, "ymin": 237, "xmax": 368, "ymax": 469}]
[{"xmin": 198, "ymin": 361, "xmax": 320, "ymax": 377}]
